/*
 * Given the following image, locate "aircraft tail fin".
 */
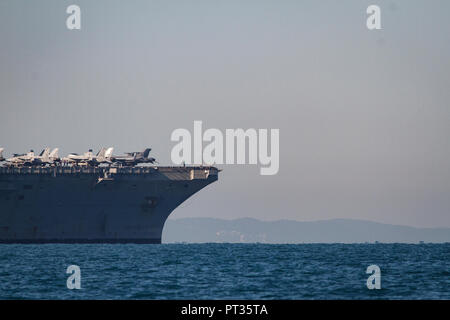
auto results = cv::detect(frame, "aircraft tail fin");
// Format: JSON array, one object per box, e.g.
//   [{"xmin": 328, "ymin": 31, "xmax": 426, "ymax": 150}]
[
  {"xmin": 40, "ymin": 148, "xmax": 50, "ymax": 157},
  {"xmin": 0, "ymin": 148, "xmax": 4, "ymax": 159},
  {"xmin": 50, "ymin": 148, "xmax": 59, "ymax": 159},
  {"xmin": 96, "ymin": 148, "xmax": 106, "ymax": 158},
  {"xmin": 39, "ymin": 147, "xmax": 51, "ymax": 162},
  {"xmin": 105, "ymin": 147, "xmax": 114, "ymax": 159},
  {"xmin": 142, "ymin": 148, "xmax": 151, "ymax": 158}
]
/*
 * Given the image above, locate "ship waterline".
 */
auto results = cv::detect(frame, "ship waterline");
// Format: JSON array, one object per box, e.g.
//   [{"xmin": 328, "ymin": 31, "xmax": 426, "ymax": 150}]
[{"xmin": 0, "ymin": 166, "xmax": 218, "ymax": 243}]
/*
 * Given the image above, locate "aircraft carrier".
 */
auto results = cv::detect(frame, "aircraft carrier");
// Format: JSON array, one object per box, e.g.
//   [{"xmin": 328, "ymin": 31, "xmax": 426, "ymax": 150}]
[{"xmin": 0, "ymin": 164, "xmax": 219, "ymax": 243}]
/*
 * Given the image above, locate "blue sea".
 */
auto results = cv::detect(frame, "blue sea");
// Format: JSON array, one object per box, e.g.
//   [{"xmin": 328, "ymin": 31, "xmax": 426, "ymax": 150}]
[{"xmin": 0, "ymin": 243, "xmax": 448, "ymax": 299}]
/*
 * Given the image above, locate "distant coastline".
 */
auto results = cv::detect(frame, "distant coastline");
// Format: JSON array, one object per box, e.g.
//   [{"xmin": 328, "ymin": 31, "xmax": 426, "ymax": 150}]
[{"xmin": 163, "ymin": 217, "xmax": 450, "ymax": 244}]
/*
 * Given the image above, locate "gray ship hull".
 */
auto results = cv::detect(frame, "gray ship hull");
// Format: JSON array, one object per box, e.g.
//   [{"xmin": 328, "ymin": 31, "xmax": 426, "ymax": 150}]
[{"xmin": 0, "ymin": 166, "xmax": 218, "ymax": 243}]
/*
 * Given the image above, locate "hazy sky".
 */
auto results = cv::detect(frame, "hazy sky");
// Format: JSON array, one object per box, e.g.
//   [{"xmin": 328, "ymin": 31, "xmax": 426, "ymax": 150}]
[{"xmin": 1, "ymin": 1, "xmax": 449, "ymax": 227}]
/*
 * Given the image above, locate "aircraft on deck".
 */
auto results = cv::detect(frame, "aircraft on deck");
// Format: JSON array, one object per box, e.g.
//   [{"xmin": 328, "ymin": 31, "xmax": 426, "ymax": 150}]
[
  {"xmin": 0, "ymin": 146, "xmax": 159, "ymax": 167},
  {"xmin": 3, "ymin": 147, "xmax": 61, "ymax": 166},
  {"xmin": 111, "ymin": 148, "xmax": 157, "ymax": 166},
  {"xmin": 63, "ymin": 149, "xmax": 95, "ymax": 164},
  {"xmin": 63, "ymin": 147, "xmax": 114, "ymax": 166},
  {"xmin": 5, "ymin": 148, "xmax": 51, "ymax": 166}
]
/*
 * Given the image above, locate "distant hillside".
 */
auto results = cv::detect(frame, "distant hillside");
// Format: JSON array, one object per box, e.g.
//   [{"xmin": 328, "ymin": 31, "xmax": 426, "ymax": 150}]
[{"xmin": 162, "ymin": 217, "xmax": 450, "ymax": 243}]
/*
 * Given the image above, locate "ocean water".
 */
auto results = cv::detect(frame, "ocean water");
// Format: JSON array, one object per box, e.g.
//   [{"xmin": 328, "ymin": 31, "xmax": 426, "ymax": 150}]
[{"xmin": 0, "ymin": 243, "xmax": 448, "ymax": 299}]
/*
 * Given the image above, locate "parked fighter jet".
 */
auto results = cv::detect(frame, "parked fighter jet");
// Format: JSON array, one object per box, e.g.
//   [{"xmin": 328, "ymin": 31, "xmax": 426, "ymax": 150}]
[
  {"xmin": 5, "ymin": 148, "xmax": 51, "ymax": 166},
  {"xmin": 63, "ymin": 149, "xmax": 95, "ymax": 164},
  {"xmin": 32, "ymin": 148, "xmax": 52, "ymax": 165},
  {"xmin": 95, "ymin": 147, "xmax": 114, "ymax": 165},
  {"xmin": 63, "ymin": 147, "xmax": 114, "ymax": 166},
  {"xmin": 6, "ymin": 149, "xmax": 35, "ymax": 166},
  {"xmin": 111, "ymin": 148, "xmax": 157, "ymax": 166},
  {"xmin": 0, "ymin": 148, "xmax": 4, "ymax": 161},
  {"xmin": 30, "ymin": 148, "xmax": 60, "ymax": 165}
]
